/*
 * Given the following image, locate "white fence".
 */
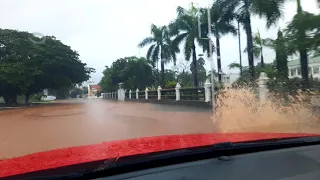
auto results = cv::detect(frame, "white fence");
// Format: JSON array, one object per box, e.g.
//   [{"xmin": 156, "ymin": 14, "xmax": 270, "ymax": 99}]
[{"xmin": 103, "ymin": 72, "xmax": 270, "ymax": 104}]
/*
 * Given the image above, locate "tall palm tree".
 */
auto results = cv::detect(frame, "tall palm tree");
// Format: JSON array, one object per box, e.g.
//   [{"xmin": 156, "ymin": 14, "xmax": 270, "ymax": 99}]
[
  {"xmin": 200, "ymin": 2, "xmax": 237, "ymax": 83},
  {"xmin": 284, "ymin": 0, "xmax": 319, "ymax": 88},
  {"xmin": 264, "ymin": 30, "xmax": 289, "ymax": 79},
  {"xmin": 138, "ymin": 24, "xmax": 178, "ymax": 88},
  {"xmin": 244, "ymin": 29, "xmax": 266, "ymax": 68},
  {"xmin": 169, "ymin": 4, "xmax": 210, "ymax": 87},
  {"xmin": 218, "ymin": 0, "xmax": 286, "ymax": 80}
]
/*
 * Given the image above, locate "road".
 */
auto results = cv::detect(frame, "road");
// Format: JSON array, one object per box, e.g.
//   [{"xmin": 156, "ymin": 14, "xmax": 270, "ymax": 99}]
[{"xmin": 0, "ymin": 99, "xmax": 214, "ymax": 159}]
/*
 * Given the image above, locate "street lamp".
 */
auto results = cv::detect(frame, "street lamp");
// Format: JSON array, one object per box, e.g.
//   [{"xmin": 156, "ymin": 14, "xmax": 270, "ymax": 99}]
[{"xmin": 196, "ymin": 2, "xmax": 215, "ymax": 108}]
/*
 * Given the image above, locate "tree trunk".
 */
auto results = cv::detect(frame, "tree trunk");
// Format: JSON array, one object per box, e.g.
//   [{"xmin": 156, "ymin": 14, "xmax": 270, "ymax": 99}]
[
  {"xmin": 161, "ymin": 60, "xmax": 165, "ymax": 88},
  {"xmin": 244, "ymin": 0, "xmax": 255, "ymax": 80},
  {"xmin": 299, "ymin": 49, "xmax": 309, "ymax": 88},
  {"xmin": 3, "ymin": 95, "xmax": 10, "ymax": 105},
  {"xmin": 25, "ymin": 93, "xmax": 30, "ymax": 105},
  {"xmin": 260, "ymin": 48, "xmax": 265, "ymax": 68},
  {"xmin": 9, "ymin": 94, "xmax": 17, "ymax": 105},
  {"xmin": 237, "ymin": 21, "xmax": 243, "ymax": 76},
  {"xmin": 192, "ymin": 44, "xmax": 198, "ymax": 87},
  {"xmin": 216, "ymin": 37, "xmax": 222, "ymax": 83}
]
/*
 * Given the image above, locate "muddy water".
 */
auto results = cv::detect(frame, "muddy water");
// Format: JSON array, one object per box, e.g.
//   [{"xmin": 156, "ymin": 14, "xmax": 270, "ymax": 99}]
[{"xmin": 0, "ymin": 99, "xmax": 213, "ymax": 159}]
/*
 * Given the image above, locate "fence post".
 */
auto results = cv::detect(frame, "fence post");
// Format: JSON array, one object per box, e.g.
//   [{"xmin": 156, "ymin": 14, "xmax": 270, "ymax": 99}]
[
  {"xmin": 257, "ymin": 72, "xmax": 269, "ymax": 103},
  {"xmin": 204, "ymin": 79, "xmax": 212, "ymax": 102},
  {"xmin": 129, "ymin": 90, "xmax": 132, "ymax": 99},
  {"xmin": 157, "ymin": 86, "xmax": 162, "ymax": 100},
  {"xmin": 136, "ymin": 88, "xmax": 139, "ymax": 99},
  {"xmin": 175, "ymin": 83, "xmax": 181, "ymax": 101},
  {"xmin": 145, "ymin": 88, "xmax": 149, "ymax": 99}
]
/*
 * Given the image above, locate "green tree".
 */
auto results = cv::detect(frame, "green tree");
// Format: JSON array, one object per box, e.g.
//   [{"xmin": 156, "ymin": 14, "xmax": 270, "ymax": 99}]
[
  {"xmin": 264, "ymin": 30, "xmax": 289, "ymax": 80},
  {"xmin": 99, "ymin": 57, "xmax": 155, "ymax": 92},
  {"xmin": 244, "ymin": 29, "xmax": 266, "ymax": 68},
  {"xmin": 138, "ymin": 25, "xmax": 178, "ymax": 88},
  {"xmin": 0, "ymin": 29, "xmax": 94, "ymax": 104},
  {"xmin": 169, "ymin": 4, "xmax": 210, "ymax": 87},
  {"xmin": 190, "ymin": 57, "xmax": 207, "ymax": 86},
  {"xmin": 218, "ymin": 0, "xmax": 286, "ymax": 80},
  {"xmin": 284, "ymin": 0, "xmax": 320, "ymax": 88}
]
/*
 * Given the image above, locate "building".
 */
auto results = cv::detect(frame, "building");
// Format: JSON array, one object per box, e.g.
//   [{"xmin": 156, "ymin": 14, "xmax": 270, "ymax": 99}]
[
  {"xmin": 88, "ymin": 84, "xmax": 101, "ymax": 97},
  {"xmin": 288, "ymin": 56, "xmax": 320, "ymax": 79},
  {"xmin": 219, "ymin": 73, "xmax": 241, "ymax": 88}
]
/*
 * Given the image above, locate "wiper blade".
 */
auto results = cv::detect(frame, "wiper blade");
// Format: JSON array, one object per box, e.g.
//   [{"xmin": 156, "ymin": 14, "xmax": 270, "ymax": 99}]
[
  {"xmin": 20, "ymin": 172, "xmax": 84, "ymax": 180},
  {"xmin": 234, "ymin": 135, "xmax": 320, "ymax": 147}
]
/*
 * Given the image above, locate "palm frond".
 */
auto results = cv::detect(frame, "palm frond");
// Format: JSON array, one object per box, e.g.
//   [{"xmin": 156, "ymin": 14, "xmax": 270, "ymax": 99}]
[
  {"xmin": 171, "ymin": 32, "xmax": 188, "ymax": 50},
  {"xmin": 228, "ymin": 62, "xmax": 241, "ymax": 69},
  {"xmin": 151, "ymin": 45, "xmax": 160, "ymax": 64},
  {"xmin": 251, "ymin": 0, "xmax": 286, "ymax": 28},
  {"xmin": 146, "ymin": 44, "xmax": 156, "ymax": 61},
  {"xmin": 138, "ymin": 37, "xmax": 154, "ymax": 48},
  {"xmin": 184, "ymin": 34, "xmax": 194, "ymax": 60}
]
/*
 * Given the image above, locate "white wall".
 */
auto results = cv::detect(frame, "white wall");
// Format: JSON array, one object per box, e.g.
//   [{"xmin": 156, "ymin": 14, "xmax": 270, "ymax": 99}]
[{"xmin": 288, "ymin": 62, "xmax": 320, "ymax": 79}]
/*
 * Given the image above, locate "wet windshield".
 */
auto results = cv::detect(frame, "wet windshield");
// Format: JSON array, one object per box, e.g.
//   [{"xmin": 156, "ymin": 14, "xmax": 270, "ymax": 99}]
[{"xmin": 0, "ymin": 0, "xmax": 319, "ymax": 178}]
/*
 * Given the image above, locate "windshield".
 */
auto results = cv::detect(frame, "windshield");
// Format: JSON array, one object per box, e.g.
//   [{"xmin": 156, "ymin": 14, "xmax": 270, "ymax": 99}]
[{"xmin": 0, "ymin": 0, "xmax": 320, "ymax": 178}]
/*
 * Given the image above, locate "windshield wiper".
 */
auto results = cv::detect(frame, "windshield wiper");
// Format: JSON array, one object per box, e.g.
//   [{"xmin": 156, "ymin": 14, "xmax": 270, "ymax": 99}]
[{"xmin": 19, "ymin": 172, "xmax": 84, "ymax": 180}]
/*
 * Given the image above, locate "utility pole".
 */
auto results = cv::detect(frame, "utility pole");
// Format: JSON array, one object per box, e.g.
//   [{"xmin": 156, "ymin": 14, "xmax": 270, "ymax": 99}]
[
  {"xmin": 237, "ymin": 20, "xmax": 243, "ymax": 75},
  {"xmin": 197, "ymin": 4, "xmax": 215, "ymax": 109},
  {"xmin": 207, "ymin": 6, "xmax": 215, "ymax": 108}
]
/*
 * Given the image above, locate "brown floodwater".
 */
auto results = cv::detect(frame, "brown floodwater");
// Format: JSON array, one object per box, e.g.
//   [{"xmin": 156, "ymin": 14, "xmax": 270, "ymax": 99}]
[{"xmin": 0, "ymin": 99, "xmax": 213, "ymax": 159}]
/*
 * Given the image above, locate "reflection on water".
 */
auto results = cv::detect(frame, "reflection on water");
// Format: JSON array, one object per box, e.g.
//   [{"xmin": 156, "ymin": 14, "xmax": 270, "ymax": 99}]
[{"xmin": 214, "ymin": 88, "xmax": 320, "ymax": 133}]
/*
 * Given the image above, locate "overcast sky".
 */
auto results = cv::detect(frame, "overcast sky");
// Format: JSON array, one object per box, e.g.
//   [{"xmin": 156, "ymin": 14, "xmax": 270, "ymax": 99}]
[{"xmin": 0, "ymin": 0, "xmax": 318, "ymax": 84}]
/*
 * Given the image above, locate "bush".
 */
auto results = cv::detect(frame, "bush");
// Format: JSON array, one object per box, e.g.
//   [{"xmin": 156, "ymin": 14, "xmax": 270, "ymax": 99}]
[
  {"xmin": 165, "ymin": 81, "xmax": 177, "ymax": 89},
  {"xmin": 96, "ymin": 91, "xmax": 101, "ymax": 97},
  {"xmin": 31, "ymin": 93, "xmax": 45, "ymax": 101}
]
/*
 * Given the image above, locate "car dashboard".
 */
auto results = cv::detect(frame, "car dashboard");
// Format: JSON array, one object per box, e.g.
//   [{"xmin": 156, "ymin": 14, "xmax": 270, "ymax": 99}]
[{"xmin": 95, "ymin": 144, "xmax": 320, "ymax": 180}]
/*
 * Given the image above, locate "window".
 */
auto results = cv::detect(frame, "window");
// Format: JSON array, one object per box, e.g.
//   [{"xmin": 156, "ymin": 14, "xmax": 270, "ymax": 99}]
[
  {"xmin": 297, "ymin": 68, "xmax": 301, "ymax": 75},
  {"xmin": 227, "ymin": 77, "xmax": 230, "ymax": 83},
  {"xmin": 313, "ymin": 66, "xmax": 319, "ymax": 74},
  {"xmin": 290, "ymin": 69, "xmax": 296, "ymax": 76}
]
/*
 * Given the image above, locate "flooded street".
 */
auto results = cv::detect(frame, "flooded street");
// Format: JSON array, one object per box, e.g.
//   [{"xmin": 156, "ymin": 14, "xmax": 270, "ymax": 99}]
[{"xmin": 0, "ymin": 99, "xmax": 214, "ymax": 159}]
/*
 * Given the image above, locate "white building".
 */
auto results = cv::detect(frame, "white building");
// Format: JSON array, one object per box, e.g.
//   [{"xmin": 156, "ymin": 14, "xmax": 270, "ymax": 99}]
[
  {"xmin": 288, "ymin": 56, "xmax": 320, "ymax": 79},
  {"xmin": 220, "ymin": 73, "xmax": 241, "ymax": 88}
]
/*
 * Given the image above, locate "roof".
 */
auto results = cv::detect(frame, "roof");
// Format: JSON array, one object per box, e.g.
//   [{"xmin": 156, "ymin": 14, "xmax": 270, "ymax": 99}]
[
  {"xmin": 288, "ymin": 56, "xmax": 320, "ymax": 66},
  {"xmin": 89, "ymin": 85, "xmax": 101, "ymax": 90}
]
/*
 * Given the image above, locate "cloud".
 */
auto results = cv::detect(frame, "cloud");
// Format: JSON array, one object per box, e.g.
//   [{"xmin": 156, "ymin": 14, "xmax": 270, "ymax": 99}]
[{"xmin": 0, "ymin": 0, "xmax": 318, "ymax": 84}]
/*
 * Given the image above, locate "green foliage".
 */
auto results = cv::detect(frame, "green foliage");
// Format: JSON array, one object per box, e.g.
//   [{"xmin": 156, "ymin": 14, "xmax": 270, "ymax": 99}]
[
  {"xmin": 31, "ymin": 93, "xmax": 45, "ymax": 102},
  {"xmin": 96, "ymin": 91, "xmax": 101, "ymax": 97},
  {"xmin": 217, "ymin": 0, "xmax": 286, "ymax": 79},
  {"xmin": 70, "ymin": 88, "xmax": 83, "ymax": 98},
  {"xmin": 284, "ymin": 9, "xmax": 320, "ymax": 85},
  {"xmin": 232, "ymin": 62, "xmax": 276, "ymax": 87},
  {"xmin": 99, "ymin": 56, "xmax": 155, "ymax": 92},
  {"xmin": 165, "ymin": 81, "xmax": 177, "ymax": 89},
  {"xmin": 169, "ymin": 4, "xmax": 210, "ymax": 87},
  {"xmin": 0, "ymin": 29, "xmax": 94, "ymax": 104},
  {"xmin": 138, "ymin": 24, "xmax": 179, "ymax": 87}
]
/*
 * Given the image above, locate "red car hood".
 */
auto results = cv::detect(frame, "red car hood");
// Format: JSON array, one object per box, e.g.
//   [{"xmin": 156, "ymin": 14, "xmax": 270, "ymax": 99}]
[{"xmin": 0, "ymin": 132, "xmax": 319, "ymax": 178}]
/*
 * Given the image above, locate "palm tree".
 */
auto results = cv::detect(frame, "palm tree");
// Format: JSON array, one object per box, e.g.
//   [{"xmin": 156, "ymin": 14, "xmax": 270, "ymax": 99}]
[
  {"xmin": 138, "ymin": 24, "xmax": 178, "ymax": 88},
  {"xmin": 218, "ymin": 0, "xmax": 286, "ymax": 80},
  {"xmin": 244, "ymin": 29, "xmax": 266, "ymax": 68},
  {"xmin": 284, "ymin": 0, "xmax": 319, "ymax": 88},
  {"xmin": 264, "ymin": 30, "xmax": 289, "ymax": 80},
  {"xmin": 168, "ymin": 4, "xmax": 210, "ymax": 87},
  {"xmin": 200, "ymin": 2, "xmax": 237, "ymax": 83}
]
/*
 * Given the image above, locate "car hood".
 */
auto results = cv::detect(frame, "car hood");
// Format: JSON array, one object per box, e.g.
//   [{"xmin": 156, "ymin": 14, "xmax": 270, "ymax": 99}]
[{"xmin": 0, "ymin": 132, "xmax": 319, "ymax": 178}]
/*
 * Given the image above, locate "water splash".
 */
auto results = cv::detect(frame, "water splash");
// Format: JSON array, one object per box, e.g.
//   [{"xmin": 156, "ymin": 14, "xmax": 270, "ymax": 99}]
[{"xmin": 213, "ymin": 88, "xmax": 320, "ymax": 133}]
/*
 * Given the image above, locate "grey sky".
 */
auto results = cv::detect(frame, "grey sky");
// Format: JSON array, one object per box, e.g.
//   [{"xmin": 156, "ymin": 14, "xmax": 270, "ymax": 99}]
[{"xmin": 0, "ymin": 0, "xmax": 318, "ymax": 84}]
